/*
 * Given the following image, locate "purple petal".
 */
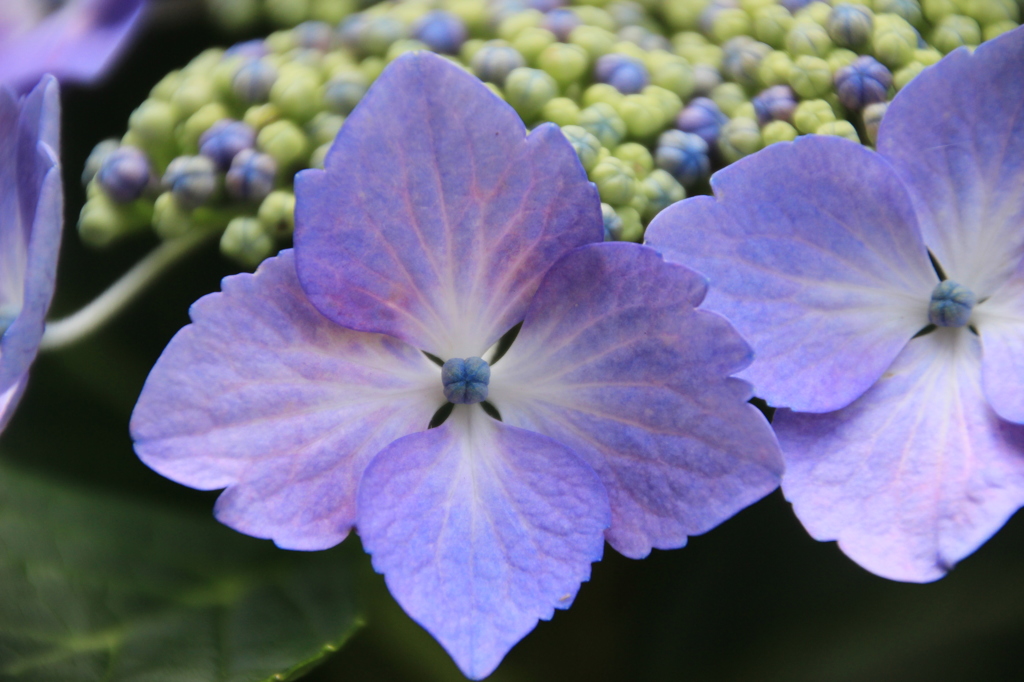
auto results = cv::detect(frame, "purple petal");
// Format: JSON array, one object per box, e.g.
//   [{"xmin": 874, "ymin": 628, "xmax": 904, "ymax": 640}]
[
  {"xmin": 878, "ymin": 26, "xmax": 1024, "ymax": 299},
  {"xmin": 294, "ymin": 51, "xmax": 602, "ymax": 359},
  {"xmin": 974, "ymin": 259, "xmax": 1024, "ymax": 423},
  {"xmin": 0, "ymin": 375, "xmax": 27, "ymax": 432},
  {"xmin": 645, "ymin": 136, "xmax": 938, "ymax": 413},
  {"xmin": 777, "ymin": 328, "xmax": 1024, "ymax": 582},
  {"xmin": 0, "ymin": 0, "xmax": 147, "ymax": 89},
  {"xmin": 489, "ymin": 243, "xmax": 783, "ymax": 558},
  {"xmin": 0, "ymin": 76, "xmax": 62, "ymax": 424},
  {"xmin": 358, "ymin": 406, "xmax": 608, "ymax": 680},
  {"xmin": 130, "ymin": 251, "xmax": 443, "ymax": 551}
]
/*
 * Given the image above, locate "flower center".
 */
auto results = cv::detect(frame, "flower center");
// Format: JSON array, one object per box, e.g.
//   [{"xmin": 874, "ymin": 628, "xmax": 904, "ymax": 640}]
[
  {"xmin": 928, "ymin": 280, "xmax": 976, "ymax": 327},
  {"xmin": 441, "ymin": 357, "xmax": 490, "ymax": 405}
]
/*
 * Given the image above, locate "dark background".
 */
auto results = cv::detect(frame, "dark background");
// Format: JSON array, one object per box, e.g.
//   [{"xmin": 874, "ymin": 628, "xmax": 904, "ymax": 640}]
[{"xmin": 4, "ymin": 8, "xmax": 1022, "ymax": 681}]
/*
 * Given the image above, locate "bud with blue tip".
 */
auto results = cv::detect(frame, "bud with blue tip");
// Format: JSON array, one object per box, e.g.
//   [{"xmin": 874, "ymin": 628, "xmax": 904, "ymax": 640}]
[
  {"xmin": 163, "ymin": 155, "xmax": 219, "ymax": 209},
  {"xmin": 199, "ymin": 119, "xmax": 257, "ymax": 171},
  {"xmin": 81, "ymin": 139, "xmax": 121, "ymax": 186},
  {"xmin": 226, "ymin": 149, "xmax": 278, "ymax": 203},
  {"xmin": 675, "ymin": 97, "xmax": 728, "ymax": 148},
  {"xmin": 595, "ymin": 53, "xmax": 650, "ymax": 94},
  {"xmin": 323, "ymin": 71, "xmax": 369, "ymax": 115},
  {"xmin": 752, "ymin": 84, "xmax": 797, "ymax": 124},
  {"xmin": 561, "ymin": 125, "xmax": 603, "ymax": 172},
  {"xmin": 601, "ymin": 202, "xmax": 624, "ymax": 241},
  {"xmin": 834, "ymin": 55, "xmax": 892, "ymax": 110},
  {"xmin": 471, "ymin": 41, "xmax": 527, "ymax": 85},
  {"xmin": 655, "ymin": 129, "xmax": 710, "ymax": 187},
  {"xmin": 412, "ymin": 11, "xmax": 468, "ymax": 54},
  {"xmin": 862, "ymin": 100, "xmax": 888, "ymax": 144},
  {"xmin": 928, "ymin": 280, "xmax": 977, "ymax": 327},
  {"xmin": 233, "ymin": 60, "xmax": 279, "ymax": 104},
  {"xmin": 579, "ymin": 102, "xmax": 628, "ymax": 148},
  {"xmin": 442, "ymin": 357, "xmax": 491, "ymax": 404},
  {"xmin": 722, "ymin": 36, "xmax": 771, "ymax": 88},
  {"xmin": 827, "ymin": 4, "xmax": 874, "ymax": 49},
  {"xmin": 97, "ymin": 146, "xmax": 154, "ymax": 203},
  {"xmin": 543, "ymin": 8, "xmax": 582, "ymax": 41}
]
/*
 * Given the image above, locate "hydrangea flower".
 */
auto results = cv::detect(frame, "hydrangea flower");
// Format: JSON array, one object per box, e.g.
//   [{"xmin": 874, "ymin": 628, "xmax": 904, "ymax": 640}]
[
  {"xmin": 646, "ymin": 27, "xmax": 1024, "ymax": 583},
  {"xmin": 0, "ymin": 0, "xmax": 146, "ymax": 88},
  {"xmin": 130, "ymin": 52, "xmax": 783, "ymax": 678},
  {"xmin": 0, "ymin": 76, "xmax": 62, "ymax": 432}
]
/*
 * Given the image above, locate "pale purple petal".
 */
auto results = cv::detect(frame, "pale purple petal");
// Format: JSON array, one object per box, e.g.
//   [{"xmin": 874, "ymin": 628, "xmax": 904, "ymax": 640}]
[
  {"xmin": 489, "ymin": 243, "xmax": 782, "ymax": 558},
  {"xmin": 130, "ymin": 251, "xmax": 443, "ymax": 551},
  {"xmin": 973, "ymin": 258, "xmax": 1024, "ymax": 423},
  {"xmin": 0, "ymin": 76, "xmax": 62, "ymax": 423},
  {"xmin": 777, "ymin": 328, "xmax": 1024, "ymax": 582},
  {"xmin": 0, "ymin": 0, "xmax": 147, "ymax": 89},
  {"xmin": 294, "ymin": 51, "xmax": 602, "ymax": 359},
  {"xmin": 0, "ymin": 375, "xmax": 27, "ymax": 432},
  {"xmin": 357, "ymin": 406, "xmax": 609, "ymax": 680},
  {"xmin": 878, "ymin": 26, "xmax": 1024, "ymax": 298},
  {"xmin": 645, "ymin": 135, "xmax": 938, "ymax": 413}
]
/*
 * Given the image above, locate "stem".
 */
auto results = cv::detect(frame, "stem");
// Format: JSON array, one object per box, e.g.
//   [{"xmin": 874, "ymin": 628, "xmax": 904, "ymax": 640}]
[{"xmin": 40, "ymin": 229, "xmax": 213, "ymax": 351}]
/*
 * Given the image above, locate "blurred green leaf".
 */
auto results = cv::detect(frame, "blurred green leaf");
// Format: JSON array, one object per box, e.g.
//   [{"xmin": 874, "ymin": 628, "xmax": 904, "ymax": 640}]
[{"xmin": 0, "ymin": 462, "xmax": 361, "ymax": 682}]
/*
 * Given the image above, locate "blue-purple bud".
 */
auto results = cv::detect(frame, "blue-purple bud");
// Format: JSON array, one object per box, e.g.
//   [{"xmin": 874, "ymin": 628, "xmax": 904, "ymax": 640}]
[
  {"xmin": 82, "ymin": 138, "xmax": 120, "ymax": 186},
  {"xmin": 834, "ymin": 56, "xmax": 892, "ymax": 110},
  {"xmin": 618, "ymin": 26, "xmax": 672, "ymax": 52},
  {"xmin": 675, "ymin": 97, "xmax": 728, "ymax": 148},
  {"xmin": 232, "ymin": 60, "xmax": 279, "ymax": 104},
  {"xmin": 595, "ymin": 53, "xmax": 650, "ymax": 95},
  {"xmin": 655, "ymin": 130, "xmax": 711, "ymax": 188},
  {"xmin": 163, "ymin": 155, "xmax": 218, "ymax": 209},
  {"xmin": 293, "ymin": 21, "xmax": 334, "ymax": 51},
  {"xmin": 752, "ymin": 85, "xmax": 798, "ymax": 125},
  {"xmin": 226, "ymin": 149, "xmax": 278, "ymax": 203},
  {"xmin": 601, "ymin": 202, "xmax": 624, "ymax": 241},
  {"xmin": 442, "ymin": 357, "xmax": 491, "ymax": 404},
  {"xmin": 413, "ymin": 11, "xmax": 468, "ymax": 54},
  {"xmin": 780, "ymin": 0, "xmax": 815, "ymax": 12},
  {"xmin": 323, "ymin": 72, "xmax": 369, "ymax": 115},
  {"xmin": 529, "ymin": 0, "xmax": 566, "ymax": 11},
  {"xmin": 225, "ymin": 39, "xmax": 269, "ymax": 59},
  {"xmin": 97, "ymin": 146, "xmax": 153, "ymax": 203},
  {"xmin": 827, "ymin": 4, "xmax": 875, "ymax": 49},
  {"xmin": 543, "ymin": 8, "xmax": 582, "ymax": 40},
  {"xmin": 471, "ymin": 42, "xmax": 527, "ymax": 86},
  {"xmin": 928, "ymin": 280, "xmax": 976, "ymax": 327},
  {"xmin": 722, "ymin": 36, "xmax": 772, "ymax": 89},
  {"xmin": 199, "ymin": 119, "xmax": 256, "ymax": 171}
]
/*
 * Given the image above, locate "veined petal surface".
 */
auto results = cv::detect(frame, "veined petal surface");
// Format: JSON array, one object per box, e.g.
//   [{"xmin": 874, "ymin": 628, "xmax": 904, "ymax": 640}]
[
  {"xmin": 645, "ymin": 136, "xmax": 937, "ymax": 413},
  {"xmin": 974, "ymin": 258, "xmax": 1024, "ymax": 423},
  {"xmin": 489, "ymin": 243, "xmax": 783, "ymax": 559},
  {"xmin": 0, "ymin": 0, "xmax": 147, "ymax": 89},
  {"xmin": 357, "ymin": 406, "xmax": 609, "ymax": 680},
  {"xmin": 131, "ymin": 251, "xmax": 442, "ymax": 551},
  {"xmin": 878, "ymin": 26, "xmax": 1024, "ymax": 298},
  {"xmin": 0, "ymin": 77, "xmax": 61, "ymax": 415},
  {"xmin": 777, "ymin": 328, "xmax": 1024, "ymax": 583},
  {"xmin": 294, "ymin": 52, "xmax": 602, "ymax": 360}
]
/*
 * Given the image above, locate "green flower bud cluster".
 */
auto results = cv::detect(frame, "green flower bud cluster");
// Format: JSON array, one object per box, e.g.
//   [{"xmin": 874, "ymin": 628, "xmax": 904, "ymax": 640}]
[{"xmin": 90, "ymin": 0, "xmax": 1015, "ymax": 260}]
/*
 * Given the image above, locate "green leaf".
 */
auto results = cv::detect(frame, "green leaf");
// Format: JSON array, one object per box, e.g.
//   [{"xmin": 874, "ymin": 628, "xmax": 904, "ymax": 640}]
[{"xmin": 0, "ymin": 463, "xmax": 362, "ymax": 682}]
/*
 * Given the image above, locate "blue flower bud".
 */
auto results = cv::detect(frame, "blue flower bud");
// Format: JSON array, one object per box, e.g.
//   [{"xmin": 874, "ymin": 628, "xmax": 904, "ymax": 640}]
[
  {"xmin": 81, "ymin": 138, "xmax": 120, "ymax": 186},
  {"xmin": 233, "ymin": 60, "xmax": 279, "ymax": 104},
  {"xmin": 752, "ymin": 84, "xmax": 797, "ymax": 125},
  {"xmin": 619, "ymin": 25, "xmax": 673, "ymax": 52},
  {"xmin": 323, "ymin": 71, "xmax": 369, "ymax": 115},
  {"xmin": 199, "ymin": 119, "xmax": 256, "ymax": 171},
  {"xmin": 226, "ymin": 149, "xmax": 278, "ymax": 203},
  {"xmin": 414, "ymin": 11, "xmax": 469, "ymax": 54},
  {"xmin": 835, "ymin": 55, "xmax": 892, "ymax": 110},
  {"xmin": 781, "ymin": 0, "xmax": 815, "ymax": 11},
  {"xmin": 97, "ymin": 146, "xmax": 153, "ymax": 203},
  {"xmin": 579, "ymin": 102, "xmax": 628, "ymax": 148},
  {"xmin": 163, "ymin": 155, "xmax": 218, "ymax": 209},
  {"xmin": 561, "ymin": 125, "xmax": 603, "ymax": 171},
  {"xmin": 827, "ymin": 4, "xmax": 874, "ymax": 49},
  {"xmin": 601, "ymin": 202, "xmax": 624, "ymax": 241},
  {"xmin": 471, "ymin": 42, "xmax": 527, "ymax": 86},
  {"xmin": 928, "ymin": 280, "xmax": 976, "ymax": 327},
  {"xmin": 224, "ymin": 39, "xmax": 269, "ymax": 59},
  {"xmin": 543, "ymin": 8, "xmax": 582, "ymax": 40},
  {"xmin": 595, "ymin": 53, "xmax": 650, "ymax": 95},
  {"xmin": 675, "ymin": 97, "xmax": 728, "ymax": 148},
  {"xmin": 442, "ymin": 357, "xmax": 491, "ymax": 404},
  {"xmin": 721, "ymin": 36, "xmax": 772, "ymax": 88},
  {"xmin": 641, "ymin": 169, "xmax": 686, "ymax": 221},
  {"xmin": 655, "ymin": 129, "xmax": 710, "ymax": 187},
  {"xmin": 292, "ymin": 21, "xmax": 335, "ymax": 51}
]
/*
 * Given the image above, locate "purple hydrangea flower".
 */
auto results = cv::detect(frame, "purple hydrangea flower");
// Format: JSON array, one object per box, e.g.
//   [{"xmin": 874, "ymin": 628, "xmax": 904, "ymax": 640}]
[
  {"xmin": 130, "ymin": 53, "xmax": 782, "ymax": 678},
  {"xmin": 0, "ymin": 76, "xmax": 62, "ymax": 432},
  {"xmin": 0, "ymin": 0, "xmax": 146, "ymax": 89},
  {"xmin": 646, "ymin": 27, "xmax": 1024, "ymax": 583}
]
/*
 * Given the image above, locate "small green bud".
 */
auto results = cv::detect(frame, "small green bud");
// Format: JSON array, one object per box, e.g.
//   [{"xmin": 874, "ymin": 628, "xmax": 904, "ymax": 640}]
[
  {"xmin": 873, "ymin": 0, "xmax": 925, "ymax": 28},
  {"xmin": 610, "ymin": 42, "xmax": 647, "ymax": 63},
  {"xmin": 718, "ymin": 117, "xmax": 763, "ymax": 163},
  {"xmin": 797, "ymin": 1, "xmax": 835, "ymax": 24},
  {"xmin": 711, "ymin": 82, "xmax": 748, "ymax": 118},
  {"xmin": 568, "ymin": 25, "xmax": 617, "ymax": 61},
  {"xmin": 862, "ymin": 100, "xmax": 888, "ymax": 145},
  {"xmin": 243, "ymin": 103, "xmax": 281, "ymax": 131},
  {"xmin": 542, "ymin": 97, "xmax": 581, "ymax": 127},
  {"xmin": 497, "ymin": 9, "xmax": 544, "ymax": 41},
  {"xmin": 484, "ymin": 82, "xmax": 505, "ymax": 100},
  {"xmin": 786, "ymin": 18, "xmax": 835, "ymax": 57},
  {"xmin": 815, "ymin": 120, "xmax": 861, "ymax": 142},
  {"xmin": 712, "ymin": 9, "xmax": 754, "ymax": 43},
  {"xmin": 310, "ymin": 0, "xmax": 356, "ymax": 24},
  {"xmin": 306, "ymin": 111, "xmax": 344, "ymax": 146},
  {"xmin": 759, "ymin": 50, "xmax": 794, "ymax": 86},
  {"xmin": 386, "ymin": 39, "xmax": 430, "ymax": 63},
  {"xmin": 741, "ymin": 0, "xmax": 777, "ymax": 13},
  {"xmin": 360, "ymin": 57, "xmax": 385, "ymax": 83},
  {"xmin": 762, "ymin": 119, "xmax": 799, "ymax": 145},
  {"xmin": 504, "ymin": 67, "xmax": 558, "ymax": 122},
  {"xmin": 150, "ymin": 70, "xmax": 184, "ymax": 101},
  {"xmin": 583, "ymin": 82, "xmax": 625, "ymax": 108},
  {"xmin": 628, "ymin": 186, "xmax": 649, "ymax": 218},
  {"xmin": 258, "ymin": 190, "xmax": 297, "ymax": 237},
  {"xmin": 537, "ymin": 43, "xmax": 589, "ymax": 88},
  {"xmin": 617, "ymin": 95, "xmax": 664, "ymax": 140},
  {"xmin": 616, "ymin": 206, "xmax": 644, "ymax": 242},
  {"xmin": 894, "ymin": 61, "xmax": 925, "ymax": 89},
  {"xmin": 964, "ymin": 0, "xmax": 1019, "ymax": 25},
  {"xmin": 827, "ymin": 48, "xmax": 860, "ymax": 72},
  {"xmin": 310, "ymin": 142, "xmax": 330, "ymax": 169},
  {"xmin": 579, "ymin": 102, "xmax": 627, "ymax": 148},
  {"xmin": 613, "ymin": 142, "xmax": 654, "ymax": 178},
  {"xmin": 572, "ymin": 6, "xmax": 616, "ymax": 32},
  {"xmin": 207, "ymin": 0, "xmax": 261, "ymax": 31},
  {"xmin": 512, "ymin": 27, "xmax": 557, "ymax": 66},
  {"xmin": 128, "ymin": 99, "xmax": 180, "ymax": 169},
  {"xmin": 793, "ymin": 98, "xmax": 837, "ymax": 134},
  {"xmin": 447, "ymin": 0, "xmax": 490, "ymax": 35},
  {"xmin": 177, "ymin": 102, "xmax": 230, "ymax": 154},
  {"xmin": 640, "ymin": 169, "xmax": 686, "ymax": 222},
  {"xmin": 873, "ymin": 13, "xmax": 918, "ymax": 68},
  {"xmin": 270, "ymin": 67, "xmax": 323, "ymax": 123},
  {"xmin": 78, "ymin": 192, "xmax": 153, "ymax": 247},
  {"xmin": 662, "ymin": 0, "xmax": 712, "ymax": 31},
  {"xmin": 642, "ymin": 85, "xmax": 684, "ymax": 123},
  {"xmin": 266, "ymin": 0, "xmax": 309, "ymax": 27},
  {"xmin": 153, "ymin": 191, "xmax": 195, "ymax": 240},
  {"xmin": 265, "ymin": 29, "xmax": 296, "ymax": 54},
  {"xmin": 931, "ymin": 14, "xmax": 982, "ymax": 52},
  {"xmin": 788, "ymin": 55, "xmax": 833, "ymax": 98},
  {"xmin": 221, "ymin": 217, "xmax": 275, "ymax": 268},
  {"xmin": 754, "ymin": 6, "xmax": 795, "ymax": 48},
  {"xmin": 601, "ymin": 202, "xmax": 623, "ymax": 240},
  {"xmin": 184, "ymin": 49, "xmax": 227, "ymax": 77},
  {"xmin": 913, "ymin": 47, "xmax": 944, "ymax": 65},
  {"xmin": 460, "ymin": 38, "xmax": 486, "ymax": 64},
  {"xmin": 650, "ymin": 60, "xmax": 696, "ymax": 100},
  {"xmin": 591, "ymin": 157, "xmax": 637, "ymax": 205},
  {"xmin": 922, "ymin": 0, "xmax": 959, "ymax": 22},
  {"xmin": 984, "ymin": 20, "xmax": 1021, "ymax": 40},
  {"xmin": 733, "ymin": 101, "xmax": 758, "ymax": 120},
  {"xmin": 172, "ymin": 75, "xmax": 216, "ymax": 119},
  {"xmin": 561, "ymin": 125, "xmax": 603, "ymax": 172},
  {"xmin": 257, "ymin": 119, "xmax": 310, "ymax": 170},
  {"xmin": 211, "ymin": 56, "xmax": 246, "ymax": 100}
]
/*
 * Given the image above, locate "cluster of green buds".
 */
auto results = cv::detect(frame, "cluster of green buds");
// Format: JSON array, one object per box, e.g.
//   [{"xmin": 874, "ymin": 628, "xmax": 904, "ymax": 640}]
[
  {"xmin": 84, "ymin": 0, "xmax": 1019, "ymax": 265},
  {"xmin": 205, "ymin": 0, "xmax": 361, "ymax": 32}
]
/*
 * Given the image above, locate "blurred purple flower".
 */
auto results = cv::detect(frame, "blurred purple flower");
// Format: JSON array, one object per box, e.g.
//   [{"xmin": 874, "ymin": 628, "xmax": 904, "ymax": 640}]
[
  {"xmin": 0, "ymin": 0, "xmax": 147, "ymax": 89},
  {"xmin": 646, "ymin": 27, "xmax": 1024, "ymax": 583},
  {"xmin": 130, "ymin": 53, "xmax": 782, "ymax": 678},
  {"xmin": 0, "ymin": 76, "xmax": 62, "ymax": 432}
]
